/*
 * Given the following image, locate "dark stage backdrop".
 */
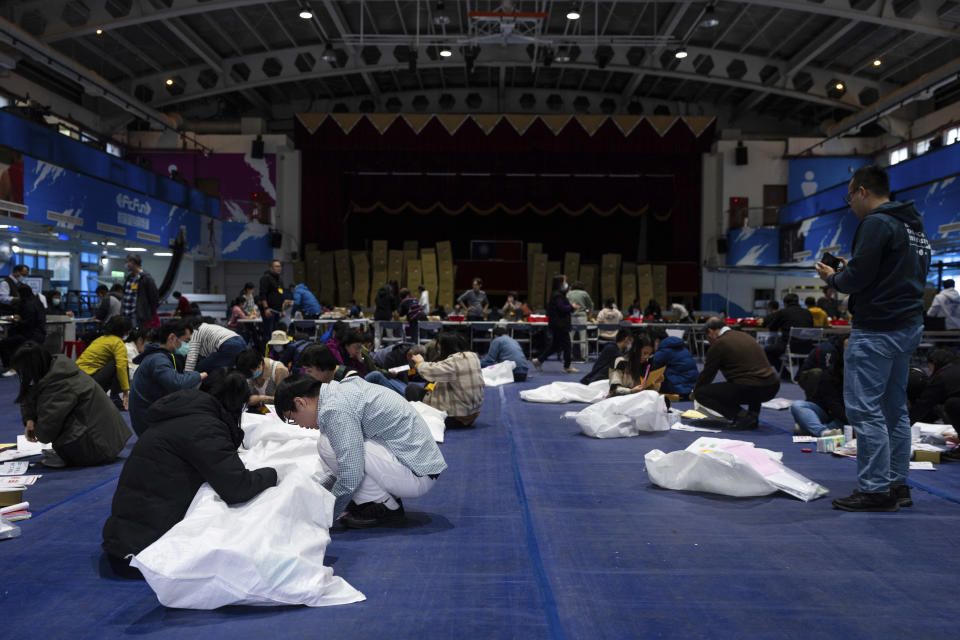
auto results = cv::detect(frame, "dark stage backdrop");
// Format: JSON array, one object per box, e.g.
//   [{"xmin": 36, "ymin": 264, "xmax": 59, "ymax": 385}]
[{"xmin": 296, "ymin": 113, "xmax": 715, "ymax": 293}]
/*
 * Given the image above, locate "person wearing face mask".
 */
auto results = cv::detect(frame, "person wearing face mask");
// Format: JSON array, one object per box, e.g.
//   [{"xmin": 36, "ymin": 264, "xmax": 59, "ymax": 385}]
[
  {"xmin": 76, "ymin": 316, "xmax": 134, "ymax": 409},
  {"xmin": 102, "ymin": 369, "xmax": 277, "ymax": 577},
  {"xmin": 44, "ymin": 290, "xmax": 73, "ymax": 317},
  {"xmin": 580, "ymin": 328, "xmax": 634, "ymax": 385},
  {"xmin": 649, "ymin": 329, "xmax": 699, "ymax": 400},
  {"xmin": 128, "ymin": 320, "xmax": 205, "ymax": 436},
  {"xmin": 532, "ymin": 274, "xmax": 580, "ymax": 374},
  {"xmin": 235, "ymin": 349, "xmax": 290, "ymax": 406},
  {"xmin": 182, "ymin": 317, "xmax": 244, "ymax": 373},
  {"xmin": 0, "ymin": 264, "xmax": 28, "ymax": 315}
]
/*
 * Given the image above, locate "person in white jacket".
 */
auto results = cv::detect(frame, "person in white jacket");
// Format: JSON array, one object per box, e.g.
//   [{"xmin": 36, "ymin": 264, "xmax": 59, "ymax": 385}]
[{"xmin": 928, "ymin": 279, "xmax": 960, "ymax": 329}]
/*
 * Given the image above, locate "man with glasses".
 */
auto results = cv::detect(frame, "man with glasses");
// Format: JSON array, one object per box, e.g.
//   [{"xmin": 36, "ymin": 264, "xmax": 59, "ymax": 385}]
[
  {"xmin": 816, "ymin": 165, "xmax": 930, "ymax": 512},
  {"xmin": 274, "ymin": 374, "xmax": 446, "ymax": 529}
]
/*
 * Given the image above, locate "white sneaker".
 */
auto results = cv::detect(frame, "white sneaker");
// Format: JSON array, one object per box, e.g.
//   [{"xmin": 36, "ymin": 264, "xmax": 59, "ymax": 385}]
[
  {"xmin": 1, "ymin": 369, "xmax": 17, "ymax": 377},
  {"xmin": 562, "ymin": 366, "xmax": 579, "ymax": 374}
]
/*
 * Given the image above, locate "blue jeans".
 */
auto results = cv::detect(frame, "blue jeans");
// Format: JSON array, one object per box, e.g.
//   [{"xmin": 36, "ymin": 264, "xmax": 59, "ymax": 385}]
[
  {"xmin": 844, "ymin": 324, "xmax": 922, "ymax": 493},
  {"xmin": 365, "ymin": 371, "xmax": 408, "ymax": 396},
  {"xmin": 196, "ymin": 336, "xmax": 247, "ymax": 373},
  {"xmin": 790, "ymin": 400, "xmax": 842, "ymax": 436}
]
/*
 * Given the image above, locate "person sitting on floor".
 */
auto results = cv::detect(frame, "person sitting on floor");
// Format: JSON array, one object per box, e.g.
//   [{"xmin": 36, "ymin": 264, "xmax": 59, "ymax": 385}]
[
  {"xmin": 274, "ymin": 374, "xmax": 447, "ymax": 529},
  {"xmin": 300, "ymin": 343, "xmax": 359, "ymax": 383},
  {"xmin": 125, "ymin": 327, "xmax": 150, "ymax": 378},
  {"xmin": 129, "ymin": 320, "xmax": 205, "ymax": 436},
  {"xmin": 183, "ymin": 318, "xmax": 246, "ymax": 373},
  {"xmin": 407, "ymin": 332, "xmax": 485, "ymax": 428},
  {"xmin": 13, "ymin": 341, "xmax": 131, "ymax": 468},
  {"xmin": 791, "ymin": 337, "xmax": 847, "ymax": 437},
  {"xmin": 909, "ymin": 349, "xmax": 960, "ymax": 451},
  {"xmin": 481, "ymin": 326, "xmax": 529, "ymax": 382},
  {"xmin": 76, "ymin": 316, "xmax": 133, "ymax": 410},
  {"xmin": 691, "ymin": 318, "xmax": 781, "ymax": 430},
  {"xmin": 649, "ymin": 332, "xmax": 699, "ymax": 400},
  {"xmin": 235, "ymin": 348, "xmax": 291, "ymax": 407},
  {"xmin": 609, "ymin": 335, "xmax": 660, "ymax": 395},
  {"xmin": 102, "ymin": 369, "xmax": 277, "ymax": 577},
  {"xmin": 581, "ymin": 328, "xmax": 634, "ymax": 385}
]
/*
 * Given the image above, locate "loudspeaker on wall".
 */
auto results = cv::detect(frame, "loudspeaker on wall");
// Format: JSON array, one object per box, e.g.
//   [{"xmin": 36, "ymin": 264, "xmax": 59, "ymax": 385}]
[
  {"xmin": 716, "ymin": 238, "xmax": 728, "ymax": 254},
  {"xmin": 270, "ymin": 231, "xmax": 282, "ymax": 248},
  {"xmin": 734, "ymin": 144, "xmax": 748, "ymax": 166}
]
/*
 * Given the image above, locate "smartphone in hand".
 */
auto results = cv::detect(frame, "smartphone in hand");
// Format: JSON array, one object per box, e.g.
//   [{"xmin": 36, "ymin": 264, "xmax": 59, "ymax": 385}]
[{"xmin": 821, "ymin": 252, "xmax": 842, "ymax": 270}]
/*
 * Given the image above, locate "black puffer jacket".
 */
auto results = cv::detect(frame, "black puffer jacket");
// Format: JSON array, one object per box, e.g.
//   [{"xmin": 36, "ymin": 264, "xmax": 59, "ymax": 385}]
[{"xmin": 101, "ymin": 389, "xmax": 277, "ymax": 559}]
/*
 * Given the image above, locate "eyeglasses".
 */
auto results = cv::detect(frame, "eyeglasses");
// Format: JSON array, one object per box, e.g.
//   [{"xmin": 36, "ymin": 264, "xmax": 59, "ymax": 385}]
[
  {"xmin": 281, "ymin": 411, "xmax": 298, "ymax": 425},
  {"xmin": 843, "ymin": 187, "xmax": 859, "ymax": 206}
]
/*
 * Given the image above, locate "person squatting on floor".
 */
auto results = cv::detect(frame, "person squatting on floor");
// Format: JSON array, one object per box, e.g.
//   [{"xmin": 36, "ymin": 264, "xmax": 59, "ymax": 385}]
[
  {"xmin": 274, "ymin": 374, "xmax": 447, "ymax": 529},
  {"xmin": 406, "ymin": 332, "xmax": 484, "ymax": 429},
  {"xmin": 76, "ymin": 315, "xmax": 133, "ymax": 410},
  {"xmin": 691, "ymin": 318, "xmax": 781, "ymax": 430},
  {"xmin": 817, "ymin": 164, "xmax": 931, "ymax": 512},
  {"xmin": 102, "ymin": 369, "xmax": 277, "ymax": 578},
  {"xmin": 13, "ymin": 341, "xmax": 131, "ymax": 468},
  {"xmin": 481, "ymin": 326, "xmax": 529, "ymax": 382},
  {"xmin": 128, "ymin": 320, "xmax": 205, "ymax": 436}
]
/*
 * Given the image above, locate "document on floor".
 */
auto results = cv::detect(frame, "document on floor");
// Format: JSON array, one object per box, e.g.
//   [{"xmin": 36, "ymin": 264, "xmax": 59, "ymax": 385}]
[
  {"xmin": 0, "ymin": 461, "xmax": 29, "ymax": 475},
  {"xmin": 0, "ymin": 475, "xmax": 41, "ymax": 486},
  {"xmin": 909, "ymin": 461, "xmax": 935, "ymax": 470},
  {"xmin": 761, "ymin": 397, "xmax": 793, "ymax": 410}
]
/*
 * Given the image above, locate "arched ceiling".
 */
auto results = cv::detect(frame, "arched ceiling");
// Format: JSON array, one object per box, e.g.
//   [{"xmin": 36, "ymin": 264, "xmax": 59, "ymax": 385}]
[{"xmin": 1, "ymin": 0, "xmax": 959, "ymax": 136}]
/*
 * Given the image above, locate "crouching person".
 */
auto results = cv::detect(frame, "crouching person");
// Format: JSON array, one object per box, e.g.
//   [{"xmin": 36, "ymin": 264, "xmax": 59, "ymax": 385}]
[
  {"xmin": 274, "ymin": 374, "xmax": 447, "ymax": 529},
  {"xmin": 101, "ymin": 369, "xmax": 277, "ymax": 578}
]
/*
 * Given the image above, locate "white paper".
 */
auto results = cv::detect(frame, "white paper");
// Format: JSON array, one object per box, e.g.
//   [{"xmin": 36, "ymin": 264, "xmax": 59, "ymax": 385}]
[
  {"xmin": 0, "ymin": 449, "xmax": 36, "ymax": 462},
  {"xmin": 761, "ymin": 397, "xmax": 793, "ymax": 410},
  {"xmin": 671, "ymin": 424, "xmax": 722, "ymax": 433},
  {"xmin": 0, "ymin": 461, "xmax": 29, "ymax": 475},
  {"xmin": 388, "ymin": 364, "xmax": 410, "ymax": 374},
  {"xmin": 16, "ymin": 436, "xmax": 52, "ymax": 454},
  {"xmin": 909, "ymin": 461, "xmax": 936, "ymax": 470},
  {"xmin": 793, "ymin": 436, "xmax": 817, "ymax": 443},
  {"xmin": 0, "ymin": 475, "xmax": 40, "ymax": 486}
]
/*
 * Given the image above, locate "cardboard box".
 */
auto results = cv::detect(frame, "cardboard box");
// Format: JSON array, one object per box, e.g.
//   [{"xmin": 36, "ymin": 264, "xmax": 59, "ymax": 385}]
[
  {"xmin": 563, "ymin": 252, "xmax": 580, "ymax": 284},
  {"xmin": 636, "ymin": 264, "xmax": 654, "ymax": 308},
  {"xmin": 817, "ymin": 434, "xmax": 846, "ymax": 453},
  {"xmin": 529, "ymin": 253, "xmax": 547, "ymax": 310},
  {"xmin": 546, "ymin": 261, "xmax": 562, "ymax": 297},
  {"xmin": 351, "ymin": 252, "xmax": 370, "ymax": 305},
  {"xmin": 319, "ymin": 252, "xmax": 336, "ymax": 305},
  {"xmin": 913, "ymin": 450, "xmax": 941, "ymax": 463},
  {"xmin": 334, "ymin": 249, "xmax": 353, "ymax": 306},
  {"xmin": 406, "ymin": 259, "xmax": 421, "ymax": 291},
  {"xmin": 388, "ymin": 250, "xmax": 404, "ymax": 284},
  {"xmin": 0, "ymin": 487, "xmax": 24, "ymax": 507},
  {"xmin": 527, "ymin": 242, "xmax": 543, "ymax": 296},
  {"xmin": 579, "ymin": 264, "xmax": 598, "ymax": 309},
  {"xmin": 652, "ymin": 264, "xmax": 668, "ymax": 307},
  {"xmin": 436, "ymin": 240, "xmax": 453, "ymax": 264},
  {"xmin": 402, "ymin": 240, "xmax": 418, "ymax": 252},
  {"xmin": 292, "ymin": 260, "xmax": 306, "ymax": 287}
]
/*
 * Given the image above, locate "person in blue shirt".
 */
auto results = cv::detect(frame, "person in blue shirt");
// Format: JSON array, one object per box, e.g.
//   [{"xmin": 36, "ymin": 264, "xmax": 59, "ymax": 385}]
[
  {"xmin": 292, "ymin": 283, "xmax": 322, "ymax": 318},
  {"xmin": 650, "ymin": 334, "xmax": 699, "ymax": 400},
  {"xmin": 481, "ymin": 326, "xmax": 528, "ymax": 382}
]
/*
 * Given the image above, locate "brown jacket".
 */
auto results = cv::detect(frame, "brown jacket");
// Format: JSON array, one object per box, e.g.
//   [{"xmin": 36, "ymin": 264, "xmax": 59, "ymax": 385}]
[{"xmin": 695, "ymin": 329, "xmax": 779, "ymax": 389}]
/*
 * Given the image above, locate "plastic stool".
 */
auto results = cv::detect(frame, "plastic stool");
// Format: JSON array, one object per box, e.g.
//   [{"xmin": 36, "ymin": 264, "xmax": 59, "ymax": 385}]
[{"xmin": 62, "ymin": 341, "xmax": 86, "ymax": 360}]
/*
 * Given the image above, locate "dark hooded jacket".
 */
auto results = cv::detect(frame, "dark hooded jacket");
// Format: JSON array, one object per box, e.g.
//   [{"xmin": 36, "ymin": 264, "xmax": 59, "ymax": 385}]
[
  {"xmin": 101, "ymin": 389, "xmax": 277, "ymax": 559},
  {"xmin": 650, "ymin": 336, "xmax": 699, "ymax": 395},
  {"xmin": 129, "ymin": 342, "xmax": 203, "ymax": 436},
  {"xmin": 827, "ymin": 200, "xmax": 931, "ymax": 331},
  {"xmin": 19, "ymin": 355, "xmax": 130, "ymax": 466}
]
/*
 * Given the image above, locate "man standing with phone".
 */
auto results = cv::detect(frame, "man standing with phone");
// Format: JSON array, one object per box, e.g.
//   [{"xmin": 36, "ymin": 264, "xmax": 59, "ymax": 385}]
[{"xmin": 816, "ymin": 165, "xmax": 930, "ymax": 512}]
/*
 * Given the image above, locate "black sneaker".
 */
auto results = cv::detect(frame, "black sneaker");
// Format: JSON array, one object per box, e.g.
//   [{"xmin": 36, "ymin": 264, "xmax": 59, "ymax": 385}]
[
  {"xmin": 340, "ymin": 500, "xmax": 405, "ymax": 528},
  {"xmin": 728, "ymin": 410, "xmax": 759, "ymax": 430},
  {"xmin": 832, "ymin": 490, "xmax": 899, "ymax": 512},
  {"xmin": 890, "ymin": 485, "xmax": 913, "ymax": 507},
  {"xmin": 942, "ymin": 447, "xmax": 960, "ymax": 462}
]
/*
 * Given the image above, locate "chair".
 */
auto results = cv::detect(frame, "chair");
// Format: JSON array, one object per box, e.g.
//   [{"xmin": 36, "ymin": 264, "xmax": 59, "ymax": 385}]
[
  {"xmin": 570, "ymin": 323, "xmax": 589, "ymax": 363},
  {"xmin": 62, "ymin": 340, "xmax": 86, "ymax": 360},
  {"xmin": 509, "ymin": 323, "xmax": 532, "ymax": 358},
  {"xmin": 374, "ymin": 321, "xmax": 405, "ymax": 350},
  {"xmin": 417, "ymin": 321, "xmax": 442, "ymax": 346},
  {"xmin": 782, "ymin": 327, "xmax": 824, "ymax": 382},
  {"xmin": 469, "ymin": 322, "xmax": 495, "ymax": 354}
]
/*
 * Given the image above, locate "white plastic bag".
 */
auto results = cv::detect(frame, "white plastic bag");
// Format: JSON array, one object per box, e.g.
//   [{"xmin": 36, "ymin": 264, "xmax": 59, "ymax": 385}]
[
  {"xmin": 645, "ymin": 437, "xmax": 828, "ymax": 502},
  {"xmin": 131, "ymin": 414, "xmax": 364, "ymax": 609},
  {"xmin": 482, "ymin": 360, "xmax": 516, "ymax": 387},
  {"xmin": 520, "ymin": 380, "xmax": 608, "ymax": 403},
  {"xmin": 412, "ymin": 401, "xmax": 447, "ymax": 443},
  {"xmin": 0, "ymin": 515, "xmax": 20, "ymax": 540},
  {"xmin": 564, "ymin": 391, "xmax": 670, "ymax": 438}
]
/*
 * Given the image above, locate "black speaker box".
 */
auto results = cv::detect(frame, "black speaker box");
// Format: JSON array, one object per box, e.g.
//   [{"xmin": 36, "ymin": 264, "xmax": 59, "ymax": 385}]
[
  {"xmin": 270, "ymin": 231, "xmax": 282, "ymax": 248},
  {"xmin": 716, "ymin": 238, "xmax": 728, "ymax": 254},
  {"xmin": 735, "ymin": 145, "xmax": 748, "ymax": 166},
  {"xmin": 251, "ymin": 137, "xmax": 265, "ymax": 159}
]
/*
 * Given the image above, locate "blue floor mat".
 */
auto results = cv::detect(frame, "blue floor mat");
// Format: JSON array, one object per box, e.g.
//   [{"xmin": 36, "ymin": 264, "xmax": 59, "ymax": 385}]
[{"xmin": 1, "ymin": 366, "xmax": 957, "ymax": 638}]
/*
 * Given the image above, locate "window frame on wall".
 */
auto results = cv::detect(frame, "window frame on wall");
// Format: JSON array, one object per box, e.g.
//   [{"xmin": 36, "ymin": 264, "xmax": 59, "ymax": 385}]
[{"xmin": 888, "ymin": 147, "xmax": 908, "ymax": 166}]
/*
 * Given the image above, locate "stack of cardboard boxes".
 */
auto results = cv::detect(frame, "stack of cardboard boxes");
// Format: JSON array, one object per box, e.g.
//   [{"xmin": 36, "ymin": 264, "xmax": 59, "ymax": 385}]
[
  {"xmin": 351, "ymin": 252, "xmax": 369, "ymax": 307},
  {"xmin": 421, "ymin": 248, "xmax": 438, "ymax": 308},
  {"xmin": 436, "ymin": 241, "xmax": 455, "ymax": 309},
  {"xmin": 601, "ymin": 254, "xmax": 620, "ymax": 307},
  {"xmin": 333, "ymin": 250, "xmax": 352, "ymax": 306},
  {"xmin": 370, "ymin": 241, "xmax": 389, "ymax": 306}
]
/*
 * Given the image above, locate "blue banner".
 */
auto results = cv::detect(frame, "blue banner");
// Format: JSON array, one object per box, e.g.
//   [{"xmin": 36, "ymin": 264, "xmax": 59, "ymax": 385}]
[
  {"xmin": 220, "ymin": 220, "xmax": 274, "ymax": 262},
  {"xmin": 23, "ymin": 157, "xmax": 202, "ymax": 250},
  {"xmin": 899, "ymin": 175, "xmax": 960, "ymax": 251},
  {"xmin": 726, "ymin": 228, "xmax": 779, "ymax": 266},
  {"xmin": 779, "ymin": 208, "xmax": 859, "ymax": 265},
  {"xmin": 788, "ymin": 157, "xmax": 871, "ymax": 203}
]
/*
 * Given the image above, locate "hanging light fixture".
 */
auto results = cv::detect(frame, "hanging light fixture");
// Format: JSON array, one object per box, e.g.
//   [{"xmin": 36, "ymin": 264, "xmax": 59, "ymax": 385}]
[
  {"xmin": 439, "ymin": 45, "xmax": 453, "ymax": 58},
  {"xmin": 566, "ymin": 3, "xmax": 581, "ymax": 20},
  {"xmin": 674, "ymin": 48, "xmax": 688, "ymax": 59},
  {"xmin": 699, "ymin": 6, "xmax": 720, "ymax": 28}
]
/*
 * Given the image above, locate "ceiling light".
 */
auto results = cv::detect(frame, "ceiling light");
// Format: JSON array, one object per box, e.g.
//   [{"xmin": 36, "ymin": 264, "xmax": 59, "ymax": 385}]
[
  {"xmin": 826, "ymin": 78, "xmax": 847, "ymax": 99},
  {"xmin": 699, "ymin": 6, "xmax": 720, "ymax": 28},
  {"xmin": 299, "ymin": 10, "xmax": 313, "ymax": 20},
  {"xmin": 566, "ymin": 4, "xmax": 581, "ymax": 20},
  {"xmin": 124, "ymin": 247, "xmax": 147, "ymax": 251},
  {"xmin": 106, "ymin": 241, "xmax": 116, "ymax": 246},
  {"xmin": 101, "ymin": 257, "xmax": 108, "ymax": 265},
  {"xmin": 439, "ymin": 46, "xmax": 452, "ymax": 58},
  {"xmin": 95, "ymin": 28, "xmax": 103, "ymax": 35},
  {"xmin": 835, "ymin": 82, "xmax": 844, "ymax": 90},
  {"xmin": 154, "ymin": 252, "xmax": 173, "ymax": 257},
  {"xmin": 90, "ymin": 241, "xmax": 99, "ymax": 245},
  {"xmin": 165, "ymin": 78, "xmax": 174, "ymax": 86},
  {"xmin": 12, "ymin": 245, "xmax": 19, "ymax": 253},
  {"xmin": 872, "ymin": 59, "xmax": 882, "ymax": 67},
  {"xmin": 674, "ymin": 48, "xmax": 688, "ymax": 59}
]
